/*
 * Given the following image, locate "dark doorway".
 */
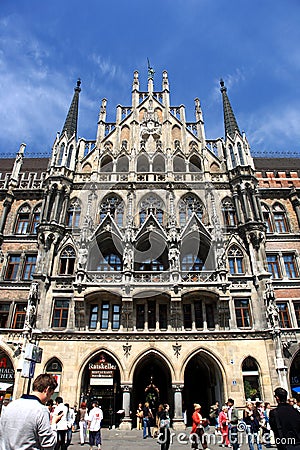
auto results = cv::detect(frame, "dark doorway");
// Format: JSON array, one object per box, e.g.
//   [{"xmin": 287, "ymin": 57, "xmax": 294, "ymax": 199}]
[
  {"xmin": 132, "ymin": 352, "xmax": 172, "ymax": 428},
  {"xmin": 183, "ymin": 351, "xmax": 223, "ymax": 426},
  {"xmin": 80, "ymin": 351, "xmax": 122, "ymax": 428}
]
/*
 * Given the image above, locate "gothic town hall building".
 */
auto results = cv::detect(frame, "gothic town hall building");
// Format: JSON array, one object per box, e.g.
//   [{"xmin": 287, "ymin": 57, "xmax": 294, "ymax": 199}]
[{"xmin": 0, "ymin": 70, "xmax": 299, "ymax": 428}]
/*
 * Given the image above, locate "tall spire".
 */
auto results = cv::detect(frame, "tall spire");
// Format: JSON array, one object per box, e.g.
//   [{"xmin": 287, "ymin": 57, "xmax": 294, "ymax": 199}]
[
  {"xmin": 61, "ymin": 79, "xmax": 81, "ymax": 139},
  {"xmin": 220, "ymin": 79, "xmax": 240, "ymax": 139}
]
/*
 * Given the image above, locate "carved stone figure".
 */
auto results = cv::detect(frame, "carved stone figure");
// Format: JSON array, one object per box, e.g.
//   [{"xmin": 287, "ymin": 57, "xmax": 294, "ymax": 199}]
[
  {"xmin": 123, "ymin": 244, "xmax": 133, "ymax": 272},
  {"xmin": 169, "ymin": 247, "xmax": 180, "ymax": 271}
]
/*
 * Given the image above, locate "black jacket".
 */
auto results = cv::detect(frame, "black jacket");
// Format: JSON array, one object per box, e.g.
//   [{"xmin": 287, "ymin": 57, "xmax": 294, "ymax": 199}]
[{"xmin": 269, "ymin": 403, "xmax": 300, "ymax": 450}]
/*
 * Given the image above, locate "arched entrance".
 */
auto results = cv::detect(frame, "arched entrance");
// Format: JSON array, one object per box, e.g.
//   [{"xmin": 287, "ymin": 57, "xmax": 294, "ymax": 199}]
[
  {"xmin": 80, "ymin": 351, "xmax": 122, "ymax": 428},
  {"xmin": 132, "ymin": 352, "xmax": 172, "ymax": 427},
  {"xmin": 290, "ymin": 350, "xmax": 300, "ymax": 395},
  {"xmin": 183, "ymin": 350, "xmax": 224, "ymax": 425}
]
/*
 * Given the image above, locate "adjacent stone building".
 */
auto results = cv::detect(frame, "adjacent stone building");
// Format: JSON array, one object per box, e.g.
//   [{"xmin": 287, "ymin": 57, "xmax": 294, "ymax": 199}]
[{"xmin": 0, "ymin": 70, "xmax": 299, "ymax": 428}]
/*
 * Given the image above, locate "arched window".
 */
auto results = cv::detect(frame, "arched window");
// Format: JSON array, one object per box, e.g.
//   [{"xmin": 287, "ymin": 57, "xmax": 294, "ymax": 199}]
[
  {"xmin": 229, "ymin": 145, "xmax": 236, "ymax": 168},
  {"xmin": 228, "ymin": 246, "xmax": 244, "ymax": 274},
  {"xmin": 99, "ymin": 195, "xmax": 124, "ymax": 227},
  {"xmin": 57, "ymin": 144, "xmax": 65, "ymax": 165},
  {"xmin": 173, "ymin": 155, "xmax": 185, "ymax": 172},
  {"xmin": 189, "ymin": 155, "xmax": 202, "ymax": 172},
  {"xmin": 273, "ymin": 203, "xmax": 289, "ymax": 233},
  {"xmin": 242, "ymin": 357, "xmax": 261, "ymax": 401},
  {"xmin": 261, "ymin": 204, "xmax": 273, "ymax": 232},
  {"xmin": 139, "ymin": 194, "xmax": 164, "ymax": 225},
  {"xmin": 153, "ymin": 154, "xmax": 165, "ymax": 172},
  {"xmin": 59, "ymin": 246, "xmax": 76, "ymax": 275},
  {"xmin": 137, "ymin": 154, "xmax": 149, "ymax": 172},
  {"xmin": 100, "ymin": 155, "xmax": 113, "ymax": 172},
  {"xmin": 66, "ymin": 145, "xmax": 73, "ymax": 168},
  {"xmin": 45, "ymin": 358, "xmax": 63, "ymax": 374},
  {"xmin": 66, "ymin": 199, "xmax": 81, "ymax": 228},
  {"xmin": 30, "ymin": 204, "xmax": 41, "ymax": 234},
  {"xmin": 116, "ymin": 155, "xmax": 129, "ymax": 172},
  {"xmin": 237, "ymin": 143, "xmax": 245, "ymax": 165},
  {"xmin": 15, "ymin": 204, "xmax": 31, "ymax": 234},
  {"xmin": 178, "ymin": 194, "xmax": 203, "ymax": 227},
  {"xmin": 222, "ymin": 198, "xmax": 237, "ymax": 227}
]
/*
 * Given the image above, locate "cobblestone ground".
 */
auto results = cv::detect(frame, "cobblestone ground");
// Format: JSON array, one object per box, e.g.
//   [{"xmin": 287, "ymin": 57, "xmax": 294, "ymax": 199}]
[{"xmin": 68, "ymin": 428, "xmax": 263, "ymax": 450}]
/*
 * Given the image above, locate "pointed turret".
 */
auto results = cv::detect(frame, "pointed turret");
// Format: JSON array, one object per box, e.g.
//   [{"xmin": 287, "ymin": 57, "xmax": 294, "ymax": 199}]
[
  {"xmin": 220, "ymin": 79, "xmax": 241, "ymax": 139},
  {"xmin": 61, "ymin": 79, "xmax": 81, "ymax": 139}
]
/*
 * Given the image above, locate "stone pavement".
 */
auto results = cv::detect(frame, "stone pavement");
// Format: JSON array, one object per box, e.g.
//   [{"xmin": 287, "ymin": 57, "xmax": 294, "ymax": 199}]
[{"xmin": 68, "ymin": 428, "xmax": 254, "ymax": 450}]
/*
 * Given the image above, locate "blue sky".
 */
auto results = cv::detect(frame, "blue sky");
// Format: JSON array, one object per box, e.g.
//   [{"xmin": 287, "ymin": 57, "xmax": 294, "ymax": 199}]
[{"xmin": 1, "ymin": 0, "xmax": 300, "ymax": 158}]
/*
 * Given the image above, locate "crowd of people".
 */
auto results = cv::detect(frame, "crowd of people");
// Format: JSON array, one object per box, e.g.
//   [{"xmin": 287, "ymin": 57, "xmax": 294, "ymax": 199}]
[
  {"xmin": 0, "ymin": 375, "xmax": 300, "ymax": 450},
  {"xmin": 192, "ymin": 391, "xmax": 300, "ymax": 450}
]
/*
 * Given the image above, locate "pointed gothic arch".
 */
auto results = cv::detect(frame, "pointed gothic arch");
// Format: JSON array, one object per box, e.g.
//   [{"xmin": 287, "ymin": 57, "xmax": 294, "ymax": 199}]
[
  {"xmin": 189, "ymin": 154, "xmax": 202, "ymax": 172},
  {"xmin": 178, "ymin": 193, "xmax": 204, "ymax": 227},
  {"xmin": 137, "ymin": 154, "xmax": 149, "ymax": 173},
  {"xmin": 173, "ymin": 154, "xmax": 185, "ymax": 172},
  {"xmin": 99, "ymin": 194, "xmax": 124, "ymax": 227},
  {"xmin": 242, "ymin": 356, "xmax": 262, "ymax": 401},
  {"xmin": 100, "ymin": 155, "xmax": 113, "ymax": 172},
  {"xmin": 153, "ymin": 154, "xmax": 165, "ymax": 172},
  {"xmin": 59, "ymin": 245, "xmax": 76, "ymax": 275},
  {"xmin": 138, "ymin": 193, "xmax": 165, "ymax": 226},
  {"xmin": 116, "ymin": 155, "xmax": 129, "ymax": 172}
]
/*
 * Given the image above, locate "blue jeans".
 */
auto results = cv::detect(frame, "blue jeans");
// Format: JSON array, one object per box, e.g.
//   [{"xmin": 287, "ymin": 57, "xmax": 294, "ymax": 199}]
[
  {"xmin": 143, "ymin": 417, "xmax": 151, "ymax": 438},
  {"xmin": 247, "ymin": 432, "xmax": 262, "ymax": 450}
]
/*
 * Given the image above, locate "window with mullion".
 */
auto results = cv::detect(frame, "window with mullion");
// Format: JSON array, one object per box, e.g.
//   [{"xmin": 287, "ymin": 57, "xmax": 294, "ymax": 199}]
[
  {"xmin": 267, "ymin": 255, "xmax": 281, "ymax": 278},
  {"xmin": 277, "ymin": 303, "xmax": 291, "ymax": 328},
  {"xmin": 229, "ymin": 256, "xmax": 244, "ymax": 274},
  {"xmin": 15, "ymin": 214, "xmax": 30, "ymax": 234},
  {"xmin": 5, "ymin": 255, "xmax": 21, "ymax": 280},
  {"xmin": 112, "ymin": 304, "xmax": 120, "ymax": 329},
  {"xmin": 283, "ymin": 254, "xmax": 298, "ymax": 278},
  {"xmin": 13, "ymin": 304, "xmax": 26, "ymax": 329},
  {"xmin": 101, "ymin": 302, "xmax": 109, "ymax": 329},
  {"xmin": 22, "ymin": 255, "xmax": 37, "ymax": 280},
  {"xmin": 52, "ymin": 300, "xmax": 69, "ymax": 328},
  {"xmin": 206, "ymin": 304, "xmax": 215, "ymax": 329},
  {"xmin": 274, "ymin": 212, "xmax": 288, "ymax": 233},
  {"xmin": 235, "ymin": 299, "xmax": 252, "ymax": 328}
]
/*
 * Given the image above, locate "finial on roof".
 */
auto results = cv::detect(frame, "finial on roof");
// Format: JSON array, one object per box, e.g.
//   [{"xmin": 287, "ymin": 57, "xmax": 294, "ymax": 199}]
[{"xmin": 147, "ymin": 58, "xmax": 155, "ymax": 81}]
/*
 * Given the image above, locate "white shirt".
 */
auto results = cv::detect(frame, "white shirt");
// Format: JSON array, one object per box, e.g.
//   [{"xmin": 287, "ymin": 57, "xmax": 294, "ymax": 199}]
[
  {"xmin": 88, "ymin": 407, "xmax": 103, "ymax": 431},
  {"xmin": 53, "ymin": 403, "xmax": 69, "ymax": 431}
]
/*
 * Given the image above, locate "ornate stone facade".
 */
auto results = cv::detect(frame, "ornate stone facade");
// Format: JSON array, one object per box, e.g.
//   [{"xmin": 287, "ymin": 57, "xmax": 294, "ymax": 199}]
[{"xmin": 0, "ymin": 71, "xmax": 299, "ymax": 429}]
